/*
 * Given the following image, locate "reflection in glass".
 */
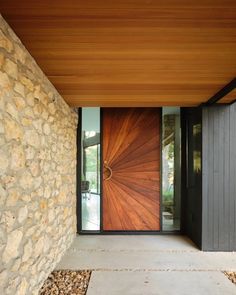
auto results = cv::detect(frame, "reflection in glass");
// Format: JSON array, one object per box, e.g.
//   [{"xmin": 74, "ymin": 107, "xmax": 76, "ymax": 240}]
[
  {"xmin": 162, "ymin": 107, "xmax": 181, "ymax": 231},
  {"xmin": 81, "ymin": 108, "xmax": 100, "ymax": 230},
  {"xmin": 193, "ymin": 124, "xmax": 201, "ymax": 174}
]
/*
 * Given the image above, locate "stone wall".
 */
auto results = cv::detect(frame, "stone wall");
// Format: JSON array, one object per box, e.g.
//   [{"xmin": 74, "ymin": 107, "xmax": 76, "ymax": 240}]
[{"xmin": 0, "ymin": 15, "xmax": 78, "ymax": 294}]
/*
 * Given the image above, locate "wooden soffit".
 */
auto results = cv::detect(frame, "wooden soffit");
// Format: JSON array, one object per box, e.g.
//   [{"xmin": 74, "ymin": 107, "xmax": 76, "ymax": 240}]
[{"xmin": 1, "ymin": 0, "xmax": 236, "ymax": 107}]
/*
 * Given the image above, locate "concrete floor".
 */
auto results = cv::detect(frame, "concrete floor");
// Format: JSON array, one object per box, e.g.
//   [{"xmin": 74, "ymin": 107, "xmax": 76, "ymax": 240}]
[{"xmin": 57, "ymin": 235, "xmax": 236, "ymax": 294}]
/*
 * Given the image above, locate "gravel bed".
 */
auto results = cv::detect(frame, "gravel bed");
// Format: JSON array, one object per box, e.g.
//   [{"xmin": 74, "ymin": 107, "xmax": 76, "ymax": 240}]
[
  {"xmin": 39, "ymin": 270, "xmax": 92, "ymax": 295},
  {"xmin": 224, "ymin": 272, "xmax": 236, "ymax": 285}
]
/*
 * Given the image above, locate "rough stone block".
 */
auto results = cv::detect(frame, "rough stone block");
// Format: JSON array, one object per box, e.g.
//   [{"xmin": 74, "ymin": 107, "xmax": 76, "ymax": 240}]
[
  {"xmin": 2, "ymin": 229, "xmax": 23, "ymax": 263},
  {"xmin": 0, "ymin": 29, "xmax": 13, "ymax": 52},
  {"xmin": 4, "ymin": 117, "xmax": 23, "ymax": 141},
  {"xmin": 14, "ymin": 81, "xmax": 25, "ymax": 96},
  {"xmin": 3, "ymin": 58, "xmax": 18, "ymax": 80}
]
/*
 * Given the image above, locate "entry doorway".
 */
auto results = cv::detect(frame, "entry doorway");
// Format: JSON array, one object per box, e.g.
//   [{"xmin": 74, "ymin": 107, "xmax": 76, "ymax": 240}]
[
  {"xmin": 78, "ymin": 107, "xmax": 181, "ymax": 233},
  {"xmin": 102, "ymin": 108, "xmax": 161, "ymax": 231}
]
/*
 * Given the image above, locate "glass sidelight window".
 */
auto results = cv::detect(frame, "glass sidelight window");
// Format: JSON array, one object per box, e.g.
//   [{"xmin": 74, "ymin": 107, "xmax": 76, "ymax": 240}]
[
  {"xmin": 162, "ymin": 107, "xmax": 181, "ymax": 231},
  {"xmin": 84, "ymin": 144, "xmax": 100, "ymax": 194},
  {"xmin": 81, "ymin": 108, "xmax": 100, "ymax": 231}
]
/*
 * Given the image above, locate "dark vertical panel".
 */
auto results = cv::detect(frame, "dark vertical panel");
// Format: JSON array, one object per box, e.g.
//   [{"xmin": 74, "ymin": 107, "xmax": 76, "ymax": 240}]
[
  {"xmin": 213, "ymin": 108, "xmax": 219, "ymax": 249},
  {"xmin": 229, "ymin": 104, "xmax": 236, "ymax": 249},
  {"xmin": 233, "ymin": 104, "xmax": 235, "ymax": 248},
  {"xmin": 234, "ymin": 104, "xmax": 236, "ymax": 249},
  {"xmin": 100, "ymin": 108, "xmax": 104, "ymax": 231},
  {"xmin": 182, "ymin": 107, "xmax": 202, "ymax": 248},
  {"xmin": 76, "ymin": 108, "xmax": 82, "ymax": 233},
  {"xmin": 223, "ymin": 107, "xmax": 230, "ymax": 250},
  {"xmin": 202, "ymin": 104, "xmax": 236, "ymax": 251},
  {"xmin": 201, "ymin": 108, "xmax": 208, "ymax": 250},
  {"xmin": 180, "ymin": 108, "xmax": 187, "ymax": 234},
  {"xmin": 207, "ymin": 108, "xmax": 214, "ymax": 248},
  {"xmin": 234, "ymin": 103, "xmax": 236, "ymax": 249},
  {"xmin": 229, "ymin": 105, "xmax": 234, "ymax": 249},
  {"xmin": 218, "ymin": 107, "xmax": 225, "ymax": 248}
]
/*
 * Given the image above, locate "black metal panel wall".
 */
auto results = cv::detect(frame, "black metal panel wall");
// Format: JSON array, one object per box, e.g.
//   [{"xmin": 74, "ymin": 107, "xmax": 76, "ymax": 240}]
[{"xmin": 202, "ymin": 104, "xmax": 236, "ymax": 251}]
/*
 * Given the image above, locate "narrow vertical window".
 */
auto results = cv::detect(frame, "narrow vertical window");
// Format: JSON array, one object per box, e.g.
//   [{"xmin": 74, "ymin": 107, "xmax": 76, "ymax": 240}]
[
  {"xmin": 81, "ymin": 108, "xmax": 100, "ymax": 231},
  {"xmin": 162, "ymin": 107, "xmax": 181, "ymax": 231}
]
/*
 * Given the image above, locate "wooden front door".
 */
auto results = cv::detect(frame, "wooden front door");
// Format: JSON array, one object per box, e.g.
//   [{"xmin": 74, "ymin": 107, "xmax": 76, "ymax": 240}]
[{"xmin": 102, "ymin": 108, "xmax": 161, "ymax": 231}]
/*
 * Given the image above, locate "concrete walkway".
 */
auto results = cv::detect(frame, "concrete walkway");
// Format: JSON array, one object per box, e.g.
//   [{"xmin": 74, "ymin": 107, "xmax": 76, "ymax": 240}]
[{"xmin": 57, "ymin": 235, "xmax": 236, "ymax": 294}]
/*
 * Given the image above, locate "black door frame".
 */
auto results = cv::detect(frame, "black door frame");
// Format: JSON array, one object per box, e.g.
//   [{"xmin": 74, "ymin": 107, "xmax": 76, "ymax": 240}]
[
  {"xmin": 181, "ymin": 107, "xmax": 203, "ymax": 248},
  {"xmin": 77, "ymin": 107, "xmax": 183, "ymax": 235}
]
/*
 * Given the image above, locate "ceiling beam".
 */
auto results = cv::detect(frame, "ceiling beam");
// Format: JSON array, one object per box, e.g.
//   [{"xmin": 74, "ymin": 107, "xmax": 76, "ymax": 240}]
[{"xmin": 203, "ymin": 78, "xmax": 236, "ymax": 106}]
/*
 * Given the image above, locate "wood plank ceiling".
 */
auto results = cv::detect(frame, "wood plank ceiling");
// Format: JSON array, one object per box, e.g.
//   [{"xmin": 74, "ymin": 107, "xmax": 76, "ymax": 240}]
[{"xmin": 1, "ymin": 0, "xmax": 236, "ymax": 107}]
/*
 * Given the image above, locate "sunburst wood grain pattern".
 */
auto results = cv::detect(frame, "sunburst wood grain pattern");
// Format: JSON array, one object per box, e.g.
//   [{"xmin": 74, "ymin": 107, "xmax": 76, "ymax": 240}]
[{"xmin": 102, "ymin": 108, "xmax": 160, "ymax": 231}]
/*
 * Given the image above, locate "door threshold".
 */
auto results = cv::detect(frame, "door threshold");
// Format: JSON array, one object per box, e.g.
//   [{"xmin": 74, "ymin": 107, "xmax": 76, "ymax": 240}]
[{"xmin": 78, "ymin": 230, "xmax": 182, "ymax": 235}]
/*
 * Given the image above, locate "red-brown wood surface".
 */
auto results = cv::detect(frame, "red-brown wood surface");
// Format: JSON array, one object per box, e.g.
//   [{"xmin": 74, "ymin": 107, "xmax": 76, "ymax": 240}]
[{"xmin": 102, "ymin": 108, "xmax": 160, "ymax": 231}]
